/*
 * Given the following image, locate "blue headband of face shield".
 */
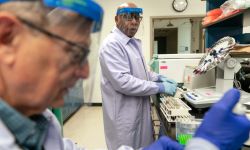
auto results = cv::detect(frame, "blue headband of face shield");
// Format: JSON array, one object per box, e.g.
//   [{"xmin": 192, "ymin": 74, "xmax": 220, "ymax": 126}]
[
  {"xmin": 116, "ymin": 7, "xmax": 143, "ymax": 15},
  {"xmin": 0, "ymin": 0, "xmax": 104, "ymax": 32}
]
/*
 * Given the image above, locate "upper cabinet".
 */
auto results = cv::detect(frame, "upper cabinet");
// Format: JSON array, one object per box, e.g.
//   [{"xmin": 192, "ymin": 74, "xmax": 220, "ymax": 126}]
[{"xmin": 204, "ymin": 0, "xmax": 250, "ymax": 48}]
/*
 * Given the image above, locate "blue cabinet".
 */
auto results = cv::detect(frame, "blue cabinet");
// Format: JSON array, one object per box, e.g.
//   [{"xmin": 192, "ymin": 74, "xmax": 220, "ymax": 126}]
[
  {"xmin": 204, "ymin": 1, "xmax": 250, "ymax": 93},
  {"xmin": 205, "ymin": 0, "xmax": 246, "ymax": 48}
]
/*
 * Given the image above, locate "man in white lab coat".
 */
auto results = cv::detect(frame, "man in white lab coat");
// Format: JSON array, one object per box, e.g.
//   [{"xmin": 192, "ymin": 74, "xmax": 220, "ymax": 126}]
[
  {"xmin": 99, "ymin": 2, "xmax": 250, "ymax": 150},
  {"xmin": 99, "ymin": 2, "xmax": 178, "ymax": 150},
  {"xmin": 0, "ymin": 1, "xmax": 248, "ymax": 150},
  {"xmin": 0, "ymin": 0, "xmax": 103, "ymax": 149}
]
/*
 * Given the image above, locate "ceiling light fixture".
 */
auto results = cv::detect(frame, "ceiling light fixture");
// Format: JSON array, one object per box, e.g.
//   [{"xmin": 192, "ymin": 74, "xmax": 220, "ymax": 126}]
[{"xmin": 167, "ymin": 20, "xmax": 174, "ymax": 27}]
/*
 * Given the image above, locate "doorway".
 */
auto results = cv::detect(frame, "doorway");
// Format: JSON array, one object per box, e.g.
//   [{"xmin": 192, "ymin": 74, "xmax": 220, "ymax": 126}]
[
  {"xmin": 154, "ymin": 28, "xmax": 178, "ymax": 54},
  {"xmin": 151, "ymin": 16, "xmax": 205, "ymax": 57}
]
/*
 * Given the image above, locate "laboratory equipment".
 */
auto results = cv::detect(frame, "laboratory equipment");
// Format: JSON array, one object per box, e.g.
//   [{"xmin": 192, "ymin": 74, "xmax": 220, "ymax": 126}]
[
  {"xmin": 160, "ymin": 95, "xmax": 192, "ymax": 122},
  {"xmin": 184, "ymin": 56, "xmax": 250, "ymax": 108},
  {"xmin": 183, "ymin": 36, "xmax": 250, "ymax": 108},
  {"xmin": 150, "ymin": 54, "xmax": 204, "ymax": 83},
  {"xmin": 183, "ymin": 66, "xmax": 215, "ymax": 90},
  {"xmin": 194, "ymin": 36, "xmax": 236, "ymax": 74}
]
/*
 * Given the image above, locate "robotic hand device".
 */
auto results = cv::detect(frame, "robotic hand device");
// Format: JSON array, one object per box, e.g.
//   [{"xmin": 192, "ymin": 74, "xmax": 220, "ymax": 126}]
[{"xmin": 194, "ymin": 36, "xmax": 236, "ymax": 74}]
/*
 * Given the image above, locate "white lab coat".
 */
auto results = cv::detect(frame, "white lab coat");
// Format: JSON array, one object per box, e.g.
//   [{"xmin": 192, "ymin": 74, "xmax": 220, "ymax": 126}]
[
  {"xmin": 0, "ymin": 109, "xmax": 84, "ymax": 150},
  {"xmin": 99, "ymin": 27, "xmax": 161, "ymax": 150}
]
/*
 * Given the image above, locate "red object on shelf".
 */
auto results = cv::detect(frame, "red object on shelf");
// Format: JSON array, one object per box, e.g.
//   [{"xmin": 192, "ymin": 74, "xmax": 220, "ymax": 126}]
[
  {"xmin": 219, "ymin": 9, "xmax": 243, "ymax": 19},
  {"xmin": 202, "ymin": 8, "xmax": 223, "ymax": 26},
  {"xmin": 202, "ymin": 9, "xmax": 245, "ymax": 27},
  {"xmin": 207, "ymin": 8, "xmax": 222, "ymax": 16},
  {"xmin": 202, "ymin": 15, "xmax": 220, "ymax": 25}
]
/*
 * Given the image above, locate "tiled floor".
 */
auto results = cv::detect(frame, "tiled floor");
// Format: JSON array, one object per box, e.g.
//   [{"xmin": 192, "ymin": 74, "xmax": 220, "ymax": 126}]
[{"xmin": 63, "ymin": 106, "xmax": 107, "ymax": 150}]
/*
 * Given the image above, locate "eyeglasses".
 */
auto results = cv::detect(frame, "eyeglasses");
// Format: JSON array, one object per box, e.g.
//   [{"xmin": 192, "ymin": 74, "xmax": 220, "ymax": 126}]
[
  {"xmin": 18, "ymin": 17, "xmax": 90, "ymax": 66},
  {"xmin": 121, "ymin": 13, "xmax": 143, "ymax": 22}
]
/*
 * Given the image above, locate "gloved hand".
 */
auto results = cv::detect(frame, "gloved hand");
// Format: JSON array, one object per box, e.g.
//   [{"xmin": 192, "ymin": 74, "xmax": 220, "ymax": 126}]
[
  {"xmin": 158, "ymin": 75, "xmax": 177, "ymax": 85},
  {"xmin": 143, "ymin": 136, "xmax": 183, "ymax": 150},
  {"xmin": 194, "ymin": 88, "xmax": 250, "ymax": 150},
  {"xmin": 161, "ymin": 82, "xmax": 177, "ymax": 96}
]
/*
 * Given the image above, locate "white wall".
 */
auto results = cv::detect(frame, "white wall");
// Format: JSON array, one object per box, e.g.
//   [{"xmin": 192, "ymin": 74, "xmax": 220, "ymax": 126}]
[{"xmin": 85, "ymin": 0, "xmax": 206, "ymax": 103}]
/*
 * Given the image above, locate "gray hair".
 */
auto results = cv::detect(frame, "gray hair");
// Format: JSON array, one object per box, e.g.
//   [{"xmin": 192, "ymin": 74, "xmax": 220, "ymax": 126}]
[
  {"xmin": 0, "ymin": 1, "xmax": 92, "ymax": 33},
  {"xmin": 0, "ymin": 1, "xmax": 50, "ymax": 26}
]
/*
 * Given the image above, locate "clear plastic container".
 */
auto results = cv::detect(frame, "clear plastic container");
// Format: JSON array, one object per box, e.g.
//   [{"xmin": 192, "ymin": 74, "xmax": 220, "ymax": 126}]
[
  {"xmin": 175, "ymin": 118, "xmax": 202, "ymax": 145},
  {"xmin": 220, "ymin": 0, "xmax": 250, "ymax": 16}
]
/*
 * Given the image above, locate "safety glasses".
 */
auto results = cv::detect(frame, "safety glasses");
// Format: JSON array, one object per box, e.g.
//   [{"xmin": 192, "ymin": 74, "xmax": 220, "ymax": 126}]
[
  {"xmin": 121, "ymin": 13, "xmax": 143, "ymax": 22},
  {"xmin": 18, "ymin": 17, "xmax": 90, "ymax": 66}
]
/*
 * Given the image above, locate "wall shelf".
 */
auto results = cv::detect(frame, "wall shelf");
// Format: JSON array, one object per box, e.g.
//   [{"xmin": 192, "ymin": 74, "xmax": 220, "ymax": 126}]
[
  {"xmin": 203, "ymin": 9, "xmax": 245, "ymax": 28},
  {"xmin": 205, "ymin": 1, "xmax": 250, "ymax": 48},
  {"xmin": 205, "ymin": 1, "xmax": 250, "ymax": 97}
]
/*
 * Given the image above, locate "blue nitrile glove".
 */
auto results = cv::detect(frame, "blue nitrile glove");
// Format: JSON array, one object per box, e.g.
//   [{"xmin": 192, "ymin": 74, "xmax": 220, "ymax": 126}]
[
  {"xmin": 158, "ymin": 75, "xmax": 177, "ymax": 85},
  {"xmin": 157, "ymin": 82, "xmax": 177, "ymax": 96},
  {"xmin": 194, "ymin": 88, "xmax": 250, "ymax": 150},
  {"xmin": 143, "ymin": 136, "xmax": 184, "ymax": 150}
]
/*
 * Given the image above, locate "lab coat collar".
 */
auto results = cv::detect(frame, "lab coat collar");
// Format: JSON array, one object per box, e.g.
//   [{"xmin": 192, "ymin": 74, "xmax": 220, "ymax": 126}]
[
  {"xmin": 0, "ymin": 99, "xmax": 49, "ymax": 150},
  {"xmin": 112, "ymin": 26, "xmax": 138, "ymax": 45}
]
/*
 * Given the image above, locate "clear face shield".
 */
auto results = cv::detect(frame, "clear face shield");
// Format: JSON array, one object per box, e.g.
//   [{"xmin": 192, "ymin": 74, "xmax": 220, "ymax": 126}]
[
  {"xmin": 116, "ymin": 7, "xmax": 143, "ymax": 38},
  {"xmin": 45, "ymin": 0, "xmax": 103, "ymax": 66},
  {"xmin": 45, "ymin": 8, "xmax": 103, "ymax": 104},
  {"xmin": 44, "ymin": 0, "xmax": 103, "ymax": 104},
  {"xmin": 0, "ymin": 0, "xmax": 103, "ymax": 104}
]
